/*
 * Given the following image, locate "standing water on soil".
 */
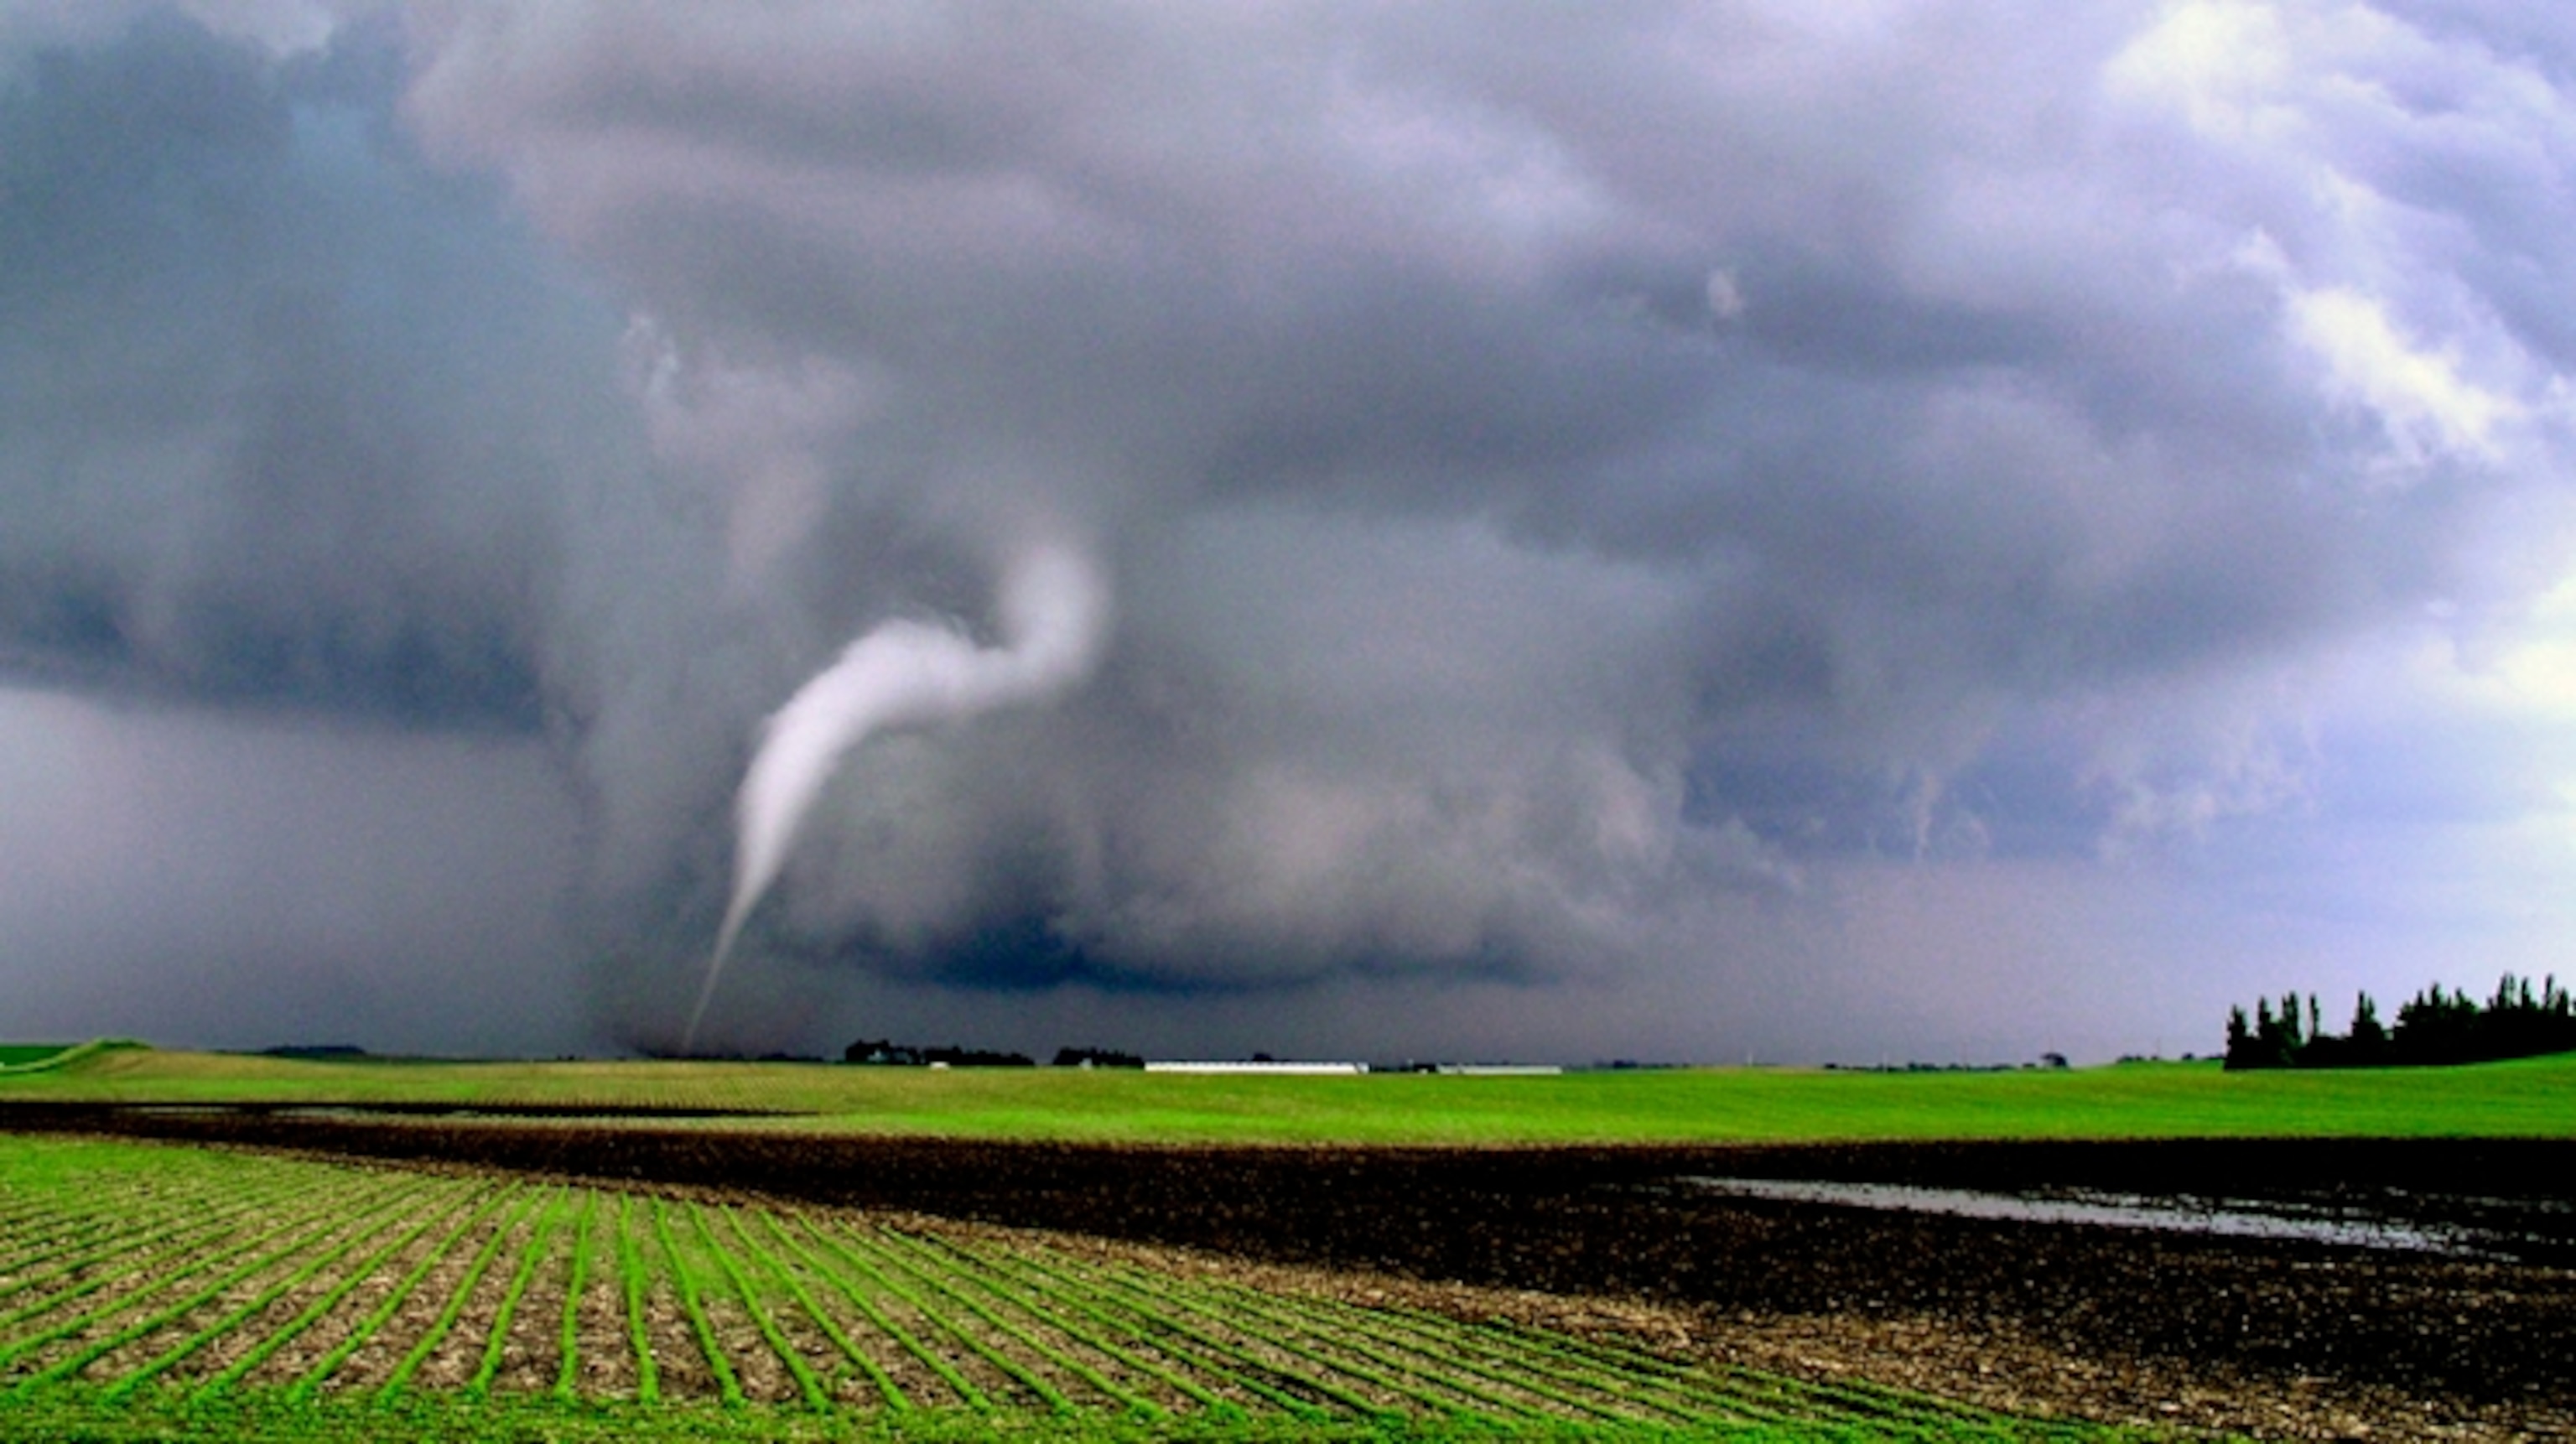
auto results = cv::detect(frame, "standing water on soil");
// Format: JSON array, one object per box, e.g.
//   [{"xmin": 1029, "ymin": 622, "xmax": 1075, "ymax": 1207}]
[{"xmin": 1673, "ymin": 1176, "xmax": 2516, "ymax": 1256}]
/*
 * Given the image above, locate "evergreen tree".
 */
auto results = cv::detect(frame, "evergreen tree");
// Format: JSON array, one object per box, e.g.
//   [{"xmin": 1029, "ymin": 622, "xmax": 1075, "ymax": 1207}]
[
  {"xmin": 2223, "ymin": 1005, "xmax": 2257, "ymax": 1070},
  {"xmin": 2227, "ymin": 976, "xmax": 2576, "ymax": 1071},
  {"xmin": 2347, "ymin": 991, "xmax": 2386, "ymax": 1062}
]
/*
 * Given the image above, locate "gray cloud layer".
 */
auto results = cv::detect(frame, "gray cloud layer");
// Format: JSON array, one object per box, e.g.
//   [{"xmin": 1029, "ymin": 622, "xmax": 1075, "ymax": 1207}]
[{"xmin": 5, "ymin": 2, "xmax": 2573, "ymax": 1056}]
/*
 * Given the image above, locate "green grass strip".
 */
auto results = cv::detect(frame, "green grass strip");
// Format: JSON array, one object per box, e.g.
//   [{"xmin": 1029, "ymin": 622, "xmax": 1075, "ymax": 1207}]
[
  {"xmin": 684, "ymin": 1201, "xmax": 826, "ymax": 1410},
  {"xmin": 380, "ymin": 1184, "xmax": 548, "ymax": 1398},
  {"xmin": 721, "ymin": 1204, "xmax": 909, "ymax": 1411},
  {"xmin": 0, "ymin": 1039, "xmax": 135, "ymax": 1076},
  {"xmin": 190, "ymin": 1178, "xmax": 498, "ymax": 1400},
  {"xmin": 618, "ymin": 1195, "xmax": 659, "ymax": 1405},
  {"xmin": 758, "ymin": 1210, "xmax": 968, "ymax": 1409},
  {"xmin": 6, "ymin": 1175, "xmax": 416, "ymax": 1392},
  {"xmin": 0, "ymin": 1173, "xmax": 406, "ymax": 1382},
  {"xmin": 548, "ymin": 1190, "xmax": 598, "ymax": 1401},
  {"xmin": 0, "ymin": 1039, "xmax": 126, "ymax": 1078},
  {"xmin": 649, "ymin": 1195, "xmax": 743, "ymax": 1405},
  {"xmin": 467, "ymin": 1185, "xmax": 566, "ymax": 1399},
  {"xmin": 803, "ymin": 1220, "xmax": 1078, "ymax": 1414}
]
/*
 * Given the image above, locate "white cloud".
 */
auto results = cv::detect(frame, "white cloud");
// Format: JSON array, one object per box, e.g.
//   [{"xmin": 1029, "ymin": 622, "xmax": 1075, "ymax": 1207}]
[
  {"xmin": 2290, "ymin": 284, "xmax": 2518, "ymax": 462},
  {"xmin": 2105, "ymin": 0, "xmax": 2297, "ymax": 140}
]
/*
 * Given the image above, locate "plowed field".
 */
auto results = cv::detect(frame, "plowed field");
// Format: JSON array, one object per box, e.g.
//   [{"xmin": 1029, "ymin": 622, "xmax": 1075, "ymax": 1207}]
[{"xmin": 0, "ymin": 1107, "xmax": 2568, "ymax": 1440}]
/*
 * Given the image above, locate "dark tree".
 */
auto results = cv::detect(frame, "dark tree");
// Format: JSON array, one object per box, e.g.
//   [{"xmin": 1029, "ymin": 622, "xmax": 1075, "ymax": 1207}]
[
  {"xmin": 2230, "ymin": 974, "xmax": 2576, "ymax": 1070},
  {"xmin": 2222, "ymin": 1005, "xmax": 2267, "ymax": 1071},
  {"xmin": 1052, "ymin": 1046, "xmax": 1144, "ymax": 1068}
]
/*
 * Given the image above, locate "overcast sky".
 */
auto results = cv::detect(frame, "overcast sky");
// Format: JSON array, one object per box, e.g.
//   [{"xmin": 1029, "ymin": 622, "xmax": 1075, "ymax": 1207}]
[{"xmin": 4, "ymin": 0, "xmax": 2574, "ymax": 1064}]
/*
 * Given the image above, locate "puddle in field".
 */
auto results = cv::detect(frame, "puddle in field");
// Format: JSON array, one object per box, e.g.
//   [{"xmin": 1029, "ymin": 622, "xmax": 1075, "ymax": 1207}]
[{"xmin": 1673, "ymin": 1176, "xmax": 2506, "ymax": 1256}]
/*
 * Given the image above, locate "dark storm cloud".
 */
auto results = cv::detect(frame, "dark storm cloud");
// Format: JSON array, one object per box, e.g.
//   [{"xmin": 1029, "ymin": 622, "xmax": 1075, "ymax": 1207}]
[
  {"xmin": 0, "ymin": 11, "xmax": 626, "ymax": 729},
  {"xmin": 7, "ymin": 3, "xmax": 2574, "ymax": 1054}
]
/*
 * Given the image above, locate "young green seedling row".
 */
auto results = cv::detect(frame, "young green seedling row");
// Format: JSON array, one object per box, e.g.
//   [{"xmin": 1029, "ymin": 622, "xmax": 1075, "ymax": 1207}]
[{"xmin": 0, "ymin": 1135, "xmax": 2152, "ymax": 1443}]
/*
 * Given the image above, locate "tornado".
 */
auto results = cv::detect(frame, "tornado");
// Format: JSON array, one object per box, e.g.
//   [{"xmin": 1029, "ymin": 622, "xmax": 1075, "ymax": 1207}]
[{"xmin": 684, "ymin": 542, "xmax": 1110, "ymax": 1048}]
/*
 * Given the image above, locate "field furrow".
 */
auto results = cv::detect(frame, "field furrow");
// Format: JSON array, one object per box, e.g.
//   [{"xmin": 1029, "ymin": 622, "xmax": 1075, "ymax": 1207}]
[
  {"xmin": 165, "ymin": 1180, "xmax": 493, "ymax": 1396},
  {"xmin": 756, "ymin": 1209, "xmax": 970, "ymax": 1408},
  {"xmin": 719, "ymin": 1206, "xmax": 906, "ymax": 1410},
  {"xmin": 1239, "ymin": 1284, "xmax": 1689, "ymax": 1421},
  {"xmin": 0, "ymin": 1175, "xmax": 311, "ymax": 1332},
  {"xmin": 911, "ymin": 1234, "xmax": 1244, "ymax": 1414},
  {"xmin": 986, "ymin": 1246, "xmax": 1380, "ymax": 1417},
  {"xmin": 645, "ymin": 1194, "xmax": 742, "ymax": 1404},
  {"xmin": 0, "ymin": 1133, "xmax": 2166, "ymax": 1443},
  {"xmin": 387, "ymin": 1183, "xmax": 550, "ymax": 1395},
  {"xmin": 270, "ymin": 1183, "xmax": 487, "ymax": 1394},
  {"xmin": 681, "ymin": 1201, "xmax": 826, "ymax": 1408},
  {"xmin": 794, "ymin": 1217, "xmax": 1049, "ymax": 1409},
  {"xmin": 856, "ymin": 1226, "xmax": 1156, "ymax": 1414},
  {"xmin": 454, "ymin": 1185, "xmax": 563, "ymax": 1396},
  {"xmin": 0, "ymin": 1174, "xmax": 408, "ymax": 1386}
]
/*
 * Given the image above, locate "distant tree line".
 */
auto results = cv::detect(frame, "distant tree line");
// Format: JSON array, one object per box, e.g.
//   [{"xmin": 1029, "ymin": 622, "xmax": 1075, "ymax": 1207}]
[
  {"xmin": 2224, "ymin": 974, "xmax": 2576, "ymax": 1070},
  {"xmin": 1050, "ymin": 1046, "xmax": 1145, "ymax": 1068},
  {"xmin": 844, "ymin": 1038, "xmax": 1033, "ymax": 1067},
  {"xmin": 840, "ymin": 1039, "xmax": 1146, "ymax": 1068}
]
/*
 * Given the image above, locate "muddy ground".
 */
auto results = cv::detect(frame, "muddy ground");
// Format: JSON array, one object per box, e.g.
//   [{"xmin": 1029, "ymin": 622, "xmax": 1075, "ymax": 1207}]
[{"xmin": 2, "ymin": 1105, "xmax": 2568, "ymax": 1441}]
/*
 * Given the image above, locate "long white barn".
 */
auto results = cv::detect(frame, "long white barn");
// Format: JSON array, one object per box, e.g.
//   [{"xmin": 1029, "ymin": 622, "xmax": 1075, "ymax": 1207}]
[{"xmin": 1142, "ymin": 1060, "xmax": 1368, "ymax": 1074}]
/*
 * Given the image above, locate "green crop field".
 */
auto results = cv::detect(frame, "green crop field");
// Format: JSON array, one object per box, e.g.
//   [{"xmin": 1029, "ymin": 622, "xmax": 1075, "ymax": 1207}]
[
  {"xmin": 3, "ymin": 1041, "xmax": 2573, "ymax": 1143},
  {"xmin": 0, "ymin": 1135, "xmax": 2153, "ymax": 1443},
  {"xmin": 0, "ymin": 1043, "xmax": 2563, "ymax": 1438}
]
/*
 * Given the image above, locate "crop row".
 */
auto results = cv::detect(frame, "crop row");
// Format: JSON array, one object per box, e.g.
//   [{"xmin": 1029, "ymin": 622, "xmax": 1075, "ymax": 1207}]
[{"xmin": 0, "ymin": 1137, "xmax": 2120, "ymax": 1440}]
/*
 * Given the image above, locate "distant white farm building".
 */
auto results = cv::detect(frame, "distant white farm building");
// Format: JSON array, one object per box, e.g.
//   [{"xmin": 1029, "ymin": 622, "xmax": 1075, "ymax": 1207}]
[{"xmin": 1143, "ymin": 1060, "xmax": 1369, "ymax": 1075}]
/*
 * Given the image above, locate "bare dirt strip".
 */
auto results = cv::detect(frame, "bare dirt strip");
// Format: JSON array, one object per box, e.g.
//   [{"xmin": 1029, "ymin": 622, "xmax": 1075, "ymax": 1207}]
[{"xmin": 1, "ymin": 1105, "xmax": 2568, "ymax": 1442}]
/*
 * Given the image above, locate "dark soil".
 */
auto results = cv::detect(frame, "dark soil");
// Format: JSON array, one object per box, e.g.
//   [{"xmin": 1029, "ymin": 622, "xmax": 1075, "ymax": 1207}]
[{"xmin": 4, "ymin": 1106, "xmax": 2569, "ymax": 1441}]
